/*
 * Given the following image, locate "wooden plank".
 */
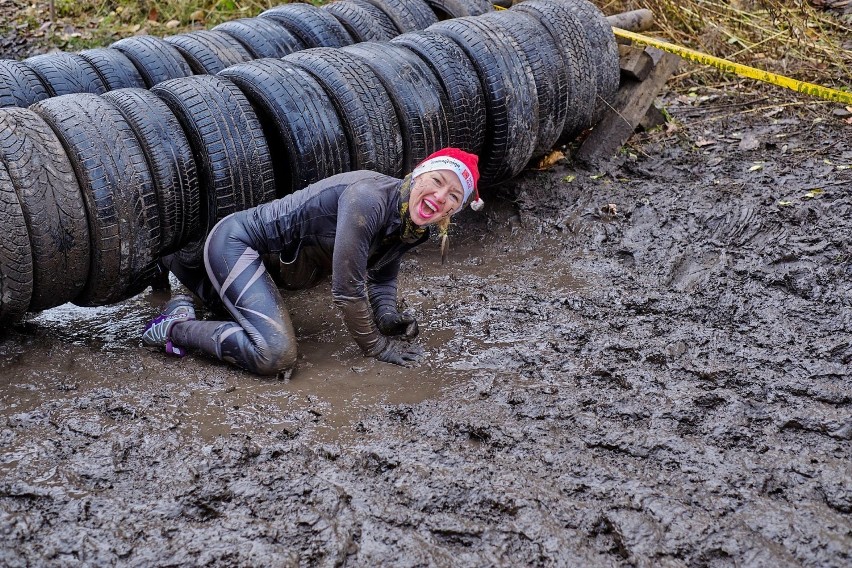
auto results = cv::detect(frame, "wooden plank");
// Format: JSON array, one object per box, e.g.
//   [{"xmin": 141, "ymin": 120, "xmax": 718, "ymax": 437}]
[
  {"xmin": 639, "ymin": 104, "xmax": 668, "ymax": 131},
  {"xmin": 618, "ymin": 44, "xmax": 654, "ymax": 81},
  {"xmin": 575, "ymin": 47, "xmax": 681, "ymax": 166}
]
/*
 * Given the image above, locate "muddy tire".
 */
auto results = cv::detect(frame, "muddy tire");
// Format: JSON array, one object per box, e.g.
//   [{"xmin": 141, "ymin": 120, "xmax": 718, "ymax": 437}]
[
  {"xmin": 103, "ymin": 88, "xmax": 200, "ymax": 256},
  {"xmin": 22, "ymin": 52, "xmax": 107, "ymax": 97},
  {"xmin": 323, "ymin": 1, "xmax": 395, "ymax": 43},
  {"xmin": 78, "ymin": 48, "xmax": 146, "ymax": 90},
  {"xmin": 164, "ymin": 30, "xmax": 254, "ymax": 75},
  {"xmin": 343, "ymin": 0, "xmax": 402, "ymax": 39},
  {"xmin": 428, "ymin": 17, "xmax": 538, "ymax": 185},
  {"xmin": 33, "ymin": 94, "xmax": 161, "ymax": 306},
  {"xmin": 424, "ymin": 0, "xmax": 493, "ymax": 19},
  {"xmin": 481, "ymin": 10, "xmax": 569, "ymax": 156},
  {"xmin": 152, "ymin": 75, "xmax": 275, "ymax": 267},
  {"xmin": 111, "ymin": 36, "xmax": 193, "ymax": 88},
  {"xmin": 553, "ymin": 0, "xmax": 619, "ymax": 122},
  {"xmin": 360, "ymin": 0, "xmax": 437, "ymax": 32},
  {"xmin": 342, "ymin": 42, "xmax": 449, "ymax": 171},
  {"xmin": 220, "ymin": 59, "xmax": 350, "ymax": 196},
  {"xmin": 260, "ymin": 4, "xmax": 353, "ymax": 48},
  {"xmin": 392, "ymin": 31, "xmax": 485, "ymax": 155},
  {"xmin": 213, "ymin": 17, "xmax": 305, "ymax": 59},
  {"xmin": 512, "ymin": 0, "xmax": 596, "ymax": 137},
  {"xmin": 0, "ymin": 108, "xmax": 90, "ymax": 311},
  {"xmin": 0, "ymin": 161, "xmax": 33, "ymax": 324},
  {"xmin": 0, "ymin": 60, "xmax": 50, "ymax": 108},
  {"xmin": 285, "ymin": 48, "xmax": 403, "ymax": 177}
]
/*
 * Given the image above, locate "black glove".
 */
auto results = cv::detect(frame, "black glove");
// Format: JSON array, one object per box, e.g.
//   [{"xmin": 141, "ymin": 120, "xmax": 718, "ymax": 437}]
[
  {"xmin": 374, "ymin": 338, "xmax": 424, "ymax": 367},
  {"xmin": 377, "ymin": 309, "xmax": 419, "ymax": 340}
]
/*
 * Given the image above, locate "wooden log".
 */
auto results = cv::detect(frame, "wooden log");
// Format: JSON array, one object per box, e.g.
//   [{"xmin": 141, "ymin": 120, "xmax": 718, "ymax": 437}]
[
  {"xmin": 575, "ymin": 46, "xmax": 681, "ymax": 165},
  {"xmin": 494, "ymin": 4, "xmax": 655, "ymax": 34},
  {"xmin": 607, "ymin": 9, "xmax": 654, "ymax": 32}
]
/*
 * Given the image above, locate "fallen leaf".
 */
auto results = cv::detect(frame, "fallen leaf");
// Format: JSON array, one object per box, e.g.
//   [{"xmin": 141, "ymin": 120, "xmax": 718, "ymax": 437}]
[
  {"xmin": 748, "ymin": 163, "xmax": 763, "ymax": 172},
  {"xmin": 190, "ymin": 9, "xmax": 206, "ymax": 21},
  {"xmin": 535, "ymin": 150, "xmax": 564, "ymax": 170},
  {"xmin": 803, "ymin": 189, "xmax": 824, "ymax": 199},
  {"xmin": 694, "ymin": 137, "xmax": 715, "ymax": 147},
  {"xmin": 165, "ymin": 19, "xmax": 180, "ymax": 29},
  {"xmin": 738, "ymin": 133, "xmax": 760, "ymax": 150},
  {"xmin": 778, "ymin": 200, "xmax": 793, "ymax": 206},
  {"xmin": 837, "ymin": 165, "xmax": 850, "ymax": 170},
  {"xmin": 589, "ymin": 173, "xmax": 605, "ymax": 180},
  {"xmin": 562, "ymin": 174, "xmax": 576, "ymax": 183},
  {"xmin": 823, "ymin": 159, "xmax": 833, "ymax": 165}
]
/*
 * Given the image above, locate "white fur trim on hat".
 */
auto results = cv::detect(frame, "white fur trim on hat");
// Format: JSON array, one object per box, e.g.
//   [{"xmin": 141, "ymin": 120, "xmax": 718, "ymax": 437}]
[{"xmin": 411, "ymin": 156, "xmax": 475, "ymax": 204}]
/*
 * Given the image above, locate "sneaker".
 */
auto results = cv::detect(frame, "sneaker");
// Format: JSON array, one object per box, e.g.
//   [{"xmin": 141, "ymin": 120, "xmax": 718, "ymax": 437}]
[{"xmin": 142, "ymin": 295, "xmax": 196, "ymax": 357}]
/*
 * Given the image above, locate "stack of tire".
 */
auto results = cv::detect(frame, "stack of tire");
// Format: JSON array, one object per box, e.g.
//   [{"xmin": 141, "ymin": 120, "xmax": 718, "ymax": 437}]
[
  {"xmin": 0, "ymin": 0, "xmax": 491, "ymax": 108},
  {"xmin": 0, "ymin": 0, "xmax": 619, "ymax": 325}
]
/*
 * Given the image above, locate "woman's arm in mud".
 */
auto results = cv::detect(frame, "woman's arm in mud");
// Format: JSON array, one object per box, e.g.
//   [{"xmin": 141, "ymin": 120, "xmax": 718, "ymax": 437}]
[
  {"xmin": 367, "ymin": 258, "xmax": 401, "ymax": 326},
  {"xmin": 331, "ymin": 183, "xmax": 390, "ymax": 356}
]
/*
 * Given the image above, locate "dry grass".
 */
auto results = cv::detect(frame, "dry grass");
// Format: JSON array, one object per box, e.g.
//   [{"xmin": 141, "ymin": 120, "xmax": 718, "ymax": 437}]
[
  {"xmin": 601, "ymin": 0, "xmax": 852, "ymax": 91},
  {"xmin": 2, "ymin": 0, "xmax": 287, "ymax": 52}
]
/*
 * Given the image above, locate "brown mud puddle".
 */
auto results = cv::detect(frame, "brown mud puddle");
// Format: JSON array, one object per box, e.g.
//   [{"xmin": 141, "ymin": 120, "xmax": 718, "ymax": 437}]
[{"xmin": 1, "ymin": 223, "xmax": 588, "ymax": 446}]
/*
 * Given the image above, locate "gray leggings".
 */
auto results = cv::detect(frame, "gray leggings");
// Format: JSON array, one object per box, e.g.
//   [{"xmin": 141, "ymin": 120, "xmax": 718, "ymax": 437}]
[{"xmin": 168, "ymin": 214, "xmax": 298, "ymax": 376}]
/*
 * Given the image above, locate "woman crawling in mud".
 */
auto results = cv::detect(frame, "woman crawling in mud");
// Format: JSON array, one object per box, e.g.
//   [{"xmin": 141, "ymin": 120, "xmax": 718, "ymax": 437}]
[{"xmin": 141, "ymin": 148, "xmax": 483, "ymax": 376}]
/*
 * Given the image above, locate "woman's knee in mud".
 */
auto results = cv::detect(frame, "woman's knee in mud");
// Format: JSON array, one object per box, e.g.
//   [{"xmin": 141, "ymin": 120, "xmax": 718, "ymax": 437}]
[{"xmin": 253, "ymin": 341, "xmax": 298, "ymax": 377}]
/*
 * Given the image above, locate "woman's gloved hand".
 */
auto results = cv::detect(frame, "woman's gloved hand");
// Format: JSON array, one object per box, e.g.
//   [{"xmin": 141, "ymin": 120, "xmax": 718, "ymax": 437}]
[
  {"xmin": 375, "ymin": 338, "xmax": 424, "ymax": 367},
  {"xmin": 377, "ymin": 309, "xmax": 419, "ymax": 339}
]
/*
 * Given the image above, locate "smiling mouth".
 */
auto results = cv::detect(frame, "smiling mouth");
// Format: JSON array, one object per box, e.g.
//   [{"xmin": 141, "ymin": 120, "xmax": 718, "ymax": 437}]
[{"xmin": 418, "ymin": 198, "xmax": 439, "ymax": 219}]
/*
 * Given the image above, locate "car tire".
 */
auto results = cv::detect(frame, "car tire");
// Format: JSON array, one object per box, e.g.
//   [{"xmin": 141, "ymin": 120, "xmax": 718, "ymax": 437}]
[
  {"xmin": 103, "ymin": 88, "xmax": 200, "ymax": 256},
  {"xmin": 220, "ymin": 59, "xmax": 350, "ymax": 196},
  {"xmin": 512, "ymin": 0, "xmax": 596, "ymax": 138},
  {"xmin": 213, "ymin": 17, "xmax": 305, "ymax": 59},
  {"xmin": 342, "ymin": 42, "xmax": 450, "ymax": 171},
  {"xmin": 0, "ymin": 161, "xmax": 33, "ymax": 324},
  {"xmin": 22, "ymin": 52, "xmax": 107, "ymax": 96},
  {"xmin": 323, "ymin": 1, "xmax": 395, "ymax": 43},
  {"xmin": 480, "ymin": 10, "xmax": 569, "ymax": 156},
  {"xmin": 33, "ymin": 94, "xmax": 161, "ymax": 305},
  {"xmin": 164, "ymin": 30, "xmax": 254, "ymax": 75},
  {"xmin": 0, "ymin": 108, "xmax": 90, "ymax": 311},
  {"xmin": 78, "ymin": 48, "xmax": 146, "ymax": 90},
  {"xmin": 260, "ymin": 4, "xmax": 353, "ymax": 48},
  {"xmin": 111, "ymin": 36, "xmax": 193, "ymax": 88},
  {"xmin": 429, "ymin": 17, "xmax": 538, "ymax": 185},
  {"xmin": 0, "ymin": 59, "xmax": 50, "ymax": 108},
  {"xmin": 152, "ymin": 75, "xmax": 275, "ymax": 267},
  {"xmin": 392, "ymin": 30, "xmax": 486, "ymax": 155},
  {"xmin": 285, "ymin": 48, "xmax": 403, "ymax": 177}
]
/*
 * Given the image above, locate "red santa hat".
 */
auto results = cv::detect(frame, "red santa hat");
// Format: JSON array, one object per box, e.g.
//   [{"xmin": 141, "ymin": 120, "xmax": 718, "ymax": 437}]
[{"xmin": 411, "ymin": 148, "xmax": 483, "ymax": 211}]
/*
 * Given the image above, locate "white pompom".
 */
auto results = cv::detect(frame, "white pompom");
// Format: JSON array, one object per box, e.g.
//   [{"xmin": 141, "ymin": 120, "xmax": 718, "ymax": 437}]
[{"xmin": 470, "ymin": 198, "xmax": 485, "ymax": 211}]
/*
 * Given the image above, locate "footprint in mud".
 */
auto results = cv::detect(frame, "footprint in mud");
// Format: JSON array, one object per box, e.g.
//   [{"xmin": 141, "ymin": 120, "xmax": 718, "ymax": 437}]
[{"xmin": 668, "ymin": 249, "xmax": 727, "ymax": 292}]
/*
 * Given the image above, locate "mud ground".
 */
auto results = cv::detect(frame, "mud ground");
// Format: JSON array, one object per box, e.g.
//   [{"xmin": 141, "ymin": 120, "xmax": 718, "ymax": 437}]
[{"xmin": 1, "ymin": 86, "xmax": 851, "ymax": 566}]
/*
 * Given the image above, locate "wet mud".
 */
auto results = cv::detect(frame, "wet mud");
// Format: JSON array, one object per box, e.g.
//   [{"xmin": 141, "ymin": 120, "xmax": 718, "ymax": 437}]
[{"xmin": 1, "ymin": 92, "xmax": 851, "ymax": 566}]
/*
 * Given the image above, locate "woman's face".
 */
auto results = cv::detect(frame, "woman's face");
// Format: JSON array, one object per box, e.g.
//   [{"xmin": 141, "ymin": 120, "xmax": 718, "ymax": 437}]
[{"xmin": 409, "ymin": 169, "xmax": 465, "ymax": 226}]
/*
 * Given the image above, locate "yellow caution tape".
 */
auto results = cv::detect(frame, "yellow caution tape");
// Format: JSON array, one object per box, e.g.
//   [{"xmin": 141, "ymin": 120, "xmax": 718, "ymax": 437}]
[{"xmin": 612, "ymin": 27, "xmax": 852, "ymax": 105}]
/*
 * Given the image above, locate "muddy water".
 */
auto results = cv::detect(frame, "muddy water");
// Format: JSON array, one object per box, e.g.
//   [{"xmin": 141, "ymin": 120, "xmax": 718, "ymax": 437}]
[{"xmin": 1, "ymin": 93, "xmax": 851, "ymax": 566}]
